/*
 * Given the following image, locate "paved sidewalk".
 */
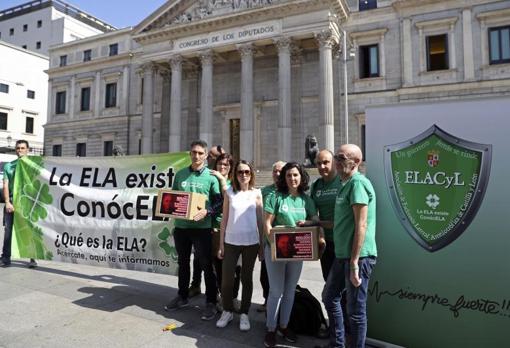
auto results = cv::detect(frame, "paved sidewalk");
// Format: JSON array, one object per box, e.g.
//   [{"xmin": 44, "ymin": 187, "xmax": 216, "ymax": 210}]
[{"xmin": 0, "ymin": 234, "xmax": 331, "ymax": 347}]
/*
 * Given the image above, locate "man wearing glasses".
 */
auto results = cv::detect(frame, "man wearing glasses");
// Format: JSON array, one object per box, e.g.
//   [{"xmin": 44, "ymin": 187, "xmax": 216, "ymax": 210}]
[
  {"xmin": 321, "ymin": 144, "xmax": 377, "ymax": 348},
  {"xmin": 1, "ymin": 140, "xmax": 37, "ymax": 268},
  {"xmin": 165, "ymin": 140, "xmax": 222, "ymax": 321}
]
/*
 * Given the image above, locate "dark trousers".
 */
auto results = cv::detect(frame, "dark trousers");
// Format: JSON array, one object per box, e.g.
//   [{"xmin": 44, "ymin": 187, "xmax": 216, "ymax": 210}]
[
  {"xmin": 174, "ymin": 227, "xmax": 217, "ymax": 304},
  {"xmin": 191, "ymin": 254, "xmax": 201, "ymax": 287},
  {"xmin": 191, "ymin": 248, "xmax": 241, "ymax": 300},
  {"xmin": 320, "ymin": 239, "xmax": 336, "ymax": 281},
  {"xmin": 214, "ymin": 256, "xmax": 241, "ymax": 298},
  {"xmin": 222, "ymin": 243, "xmax": 259, "ymax": 314},
  {"xmin": 260, "ymin": 259, "xmax": 269, "ymax": 301},
  {"xmin": 1, "ymin": 208, "xmax": 13, "ymax": 261}
]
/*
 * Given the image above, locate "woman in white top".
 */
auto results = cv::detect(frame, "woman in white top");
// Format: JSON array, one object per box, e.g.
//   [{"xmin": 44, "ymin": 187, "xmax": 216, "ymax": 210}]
[{"xmin": 216, "ymin": 160, "xmax": 264, "ymax": 331}]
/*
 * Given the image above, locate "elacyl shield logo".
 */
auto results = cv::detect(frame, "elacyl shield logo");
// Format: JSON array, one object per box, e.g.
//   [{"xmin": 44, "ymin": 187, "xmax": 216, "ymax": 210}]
[{"xmin": 384, "ymin": 125, "xmax": 492, "ymax": 252}]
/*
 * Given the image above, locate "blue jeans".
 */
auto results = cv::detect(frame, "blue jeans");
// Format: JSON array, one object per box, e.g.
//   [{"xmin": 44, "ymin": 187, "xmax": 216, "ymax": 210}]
[
  {"xmin": 322, "ymin": 257, "xmax": 376, "ymax": 348},
  {"xmin": 1, "ymin": 207, "xmax": 13, "ymax": 261},
  {"xmin": 173, "ymin": 227, "xmax": 217, "ymax": 304},
  {"xmin": 264, "ymin": 243, "xmax": 303, "ymax": 331}
]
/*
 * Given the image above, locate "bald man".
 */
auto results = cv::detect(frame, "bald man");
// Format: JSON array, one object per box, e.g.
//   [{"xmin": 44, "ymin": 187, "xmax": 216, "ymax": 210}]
[
  {"xmin": 321, "ymin": 144, "xmax": 377, "ymax": 348},
  {"xmin": 310, "ymin": 150, "xmax": 340, "ymax": 281}
]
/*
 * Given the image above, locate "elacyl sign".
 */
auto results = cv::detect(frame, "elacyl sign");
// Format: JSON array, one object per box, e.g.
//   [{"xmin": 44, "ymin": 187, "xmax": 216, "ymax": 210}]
[{"xmin": 384, "ymin": 125, "xmax": 492, "ymax": 252}]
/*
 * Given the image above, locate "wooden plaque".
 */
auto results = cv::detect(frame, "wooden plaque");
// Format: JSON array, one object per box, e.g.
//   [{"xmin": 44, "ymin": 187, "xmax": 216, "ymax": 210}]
[
  {"xmin": 155, "ymin": 189, "xmax": 207, "ymax": 220},
  {"xmin": 270, "ymin": 226, "xmax": 321, "ymax": 261}
]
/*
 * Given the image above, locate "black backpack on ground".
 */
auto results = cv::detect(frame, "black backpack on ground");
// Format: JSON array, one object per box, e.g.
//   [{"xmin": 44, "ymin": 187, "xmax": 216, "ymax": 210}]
[{"xmin": 288, "ymin": 285, "xmax": 328, "ymax": 337}]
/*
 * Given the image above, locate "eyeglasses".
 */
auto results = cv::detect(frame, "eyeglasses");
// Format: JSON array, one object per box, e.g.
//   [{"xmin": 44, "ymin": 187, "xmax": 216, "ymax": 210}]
[
  {"xmin": 237, "ymin": 170, "xmax": 251, "ymax": 176},
  {"xmin": 334, "ymin": 153, "xmax": 349, "ymax": 162}
]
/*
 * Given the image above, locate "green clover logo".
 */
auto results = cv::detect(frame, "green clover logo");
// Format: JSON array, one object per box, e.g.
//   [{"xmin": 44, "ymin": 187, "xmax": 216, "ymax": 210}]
[
  {"xmin": 19, "ymin": 179, "xmax": 53, "ymax": 223},
  {"xmin": 157, "ymin": 227, "xmax": 178, "ymax": 261}
]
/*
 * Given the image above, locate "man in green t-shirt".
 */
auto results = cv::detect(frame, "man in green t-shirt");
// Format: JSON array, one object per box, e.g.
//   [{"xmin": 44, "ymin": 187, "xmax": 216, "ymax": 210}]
[
  {"xmin": 321, "ymin": 144, "xmax": 377, "ymax": 348},
  {"xmin": 1, "ymin": 140, "xmax": 37, "ymax": 268},
  {"xmin": 258, "ymin": 160, "xmax": 285, "ymax": 311},
  {"xmin": 164, "ymin": 140, "xmax": 222, "ymax": 321},
  {"xmin": 310, "ymin": 149, "xmax": 341, "ymax": 281}
]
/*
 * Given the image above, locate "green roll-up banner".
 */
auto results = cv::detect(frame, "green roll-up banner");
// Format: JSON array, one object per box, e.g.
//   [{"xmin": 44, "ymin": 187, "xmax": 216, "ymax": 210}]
[{"xmin": 366, "ymin": 97, "xmax": 509, "ymax": 348}]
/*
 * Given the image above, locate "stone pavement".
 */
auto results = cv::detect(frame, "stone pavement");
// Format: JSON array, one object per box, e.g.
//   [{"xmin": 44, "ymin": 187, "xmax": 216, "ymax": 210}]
[{"xmin": 0, "ymin": 213, "xmax": 400, "ymax": 348}]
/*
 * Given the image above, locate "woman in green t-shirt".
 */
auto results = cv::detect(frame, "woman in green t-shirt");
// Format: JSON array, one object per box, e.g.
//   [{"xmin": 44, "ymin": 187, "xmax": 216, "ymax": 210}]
[{"xmin": 262, "ymin": 162, "xmax": 324, "ymax": 347}]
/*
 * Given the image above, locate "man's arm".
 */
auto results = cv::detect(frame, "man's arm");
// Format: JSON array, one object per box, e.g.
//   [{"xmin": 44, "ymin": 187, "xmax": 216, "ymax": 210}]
[
  {"xmin": 3, "ymin": 178, "xmax": 13, "ymax": 213},
  {"xmin": 350, "ymin": 203, "xmax": 368, "ymax": 287}
]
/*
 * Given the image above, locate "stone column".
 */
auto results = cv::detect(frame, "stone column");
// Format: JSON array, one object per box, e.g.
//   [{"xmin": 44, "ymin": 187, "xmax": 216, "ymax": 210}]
[
  {"xmin": 121, "ymin": 65, "xmax": 130, "ymax": 115},
  {"xmin": 462, "ymin": 8, "xmax": 475, "ymax": 80},
  {"xmin": 94, "ymin": 71, "xmax": 101, "ymax": 117},
  {"xmin": 238, "ymin": 43, "xmax": 254, "ymax": 162},
  {"xmin": 169, "ymin": 55, "xmax": 182, "ymax": 152},
  {"xmin": 316, "ymin": 30, "xmax": 335, "ymax": 152},
  {"xmin": 141, "ymin": 63, "xmax": 156, "ymax": 154},
  {"xmin": 274, "ymin": 37, "xmax": 292, "ymax": 161},
  {"xmin": 69, "ymin": 76, "xmax": 75, "ymax": 119},
  {"xmin": 402, "ymin": 18, "xmax": 413, "ymax": 86},
  {"xmin": 199, "ymin": 50, "xmax": 214, "ymax": 146}
]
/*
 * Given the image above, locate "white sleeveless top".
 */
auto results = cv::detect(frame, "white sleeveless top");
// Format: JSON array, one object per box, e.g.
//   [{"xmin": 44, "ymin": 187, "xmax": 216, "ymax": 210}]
[{"xmin": 224, "ymin": 187, "xmax": 261, "ymax": 246}]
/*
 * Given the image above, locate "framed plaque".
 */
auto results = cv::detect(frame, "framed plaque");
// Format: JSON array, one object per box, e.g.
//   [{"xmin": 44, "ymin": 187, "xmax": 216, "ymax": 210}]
[
  {"xmin": 155, "ymin": 189, "xmax": 206, "ymax": 220},
  {"xmin": 270, "ymin": 226, "xmax": 321, "ymax": 261}
]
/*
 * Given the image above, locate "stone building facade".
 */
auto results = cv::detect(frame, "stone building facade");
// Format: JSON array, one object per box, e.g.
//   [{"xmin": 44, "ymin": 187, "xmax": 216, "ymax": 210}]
[{"xmin": 44, "ymin": 0, "xmax": 510, "ymax": 167}]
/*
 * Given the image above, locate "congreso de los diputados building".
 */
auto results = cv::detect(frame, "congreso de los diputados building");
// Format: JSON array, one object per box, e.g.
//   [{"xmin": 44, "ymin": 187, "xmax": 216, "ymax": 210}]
[{"xmin": 45, "ymin": 0, "xmax": 510, "ymax": 167}]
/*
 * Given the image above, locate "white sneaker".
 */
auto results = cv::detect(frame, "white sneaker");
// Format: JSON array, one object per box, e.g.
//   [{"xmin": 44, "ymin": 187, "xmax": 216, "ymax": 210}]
[
  {"xmin": 239, "ymin": 313, "xmax": 250, "ymax": 331},
  {"xmin": 216, "ymin": 311, "xmax": 233, "ymax": 328},
  {"xmin": 233, "ymin": 298, "xmax": 241, "ymax": 313}
]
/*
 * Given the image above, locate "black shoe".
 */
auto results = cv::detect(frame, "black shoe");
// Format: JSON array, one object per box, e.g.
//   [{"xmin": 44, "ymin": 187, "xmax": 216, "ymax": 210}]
[
  {"xmin": 277, "ymin": 326, "xmax": 297, "ymax": 343},
  {"xmin": 1, "ymin": 257, "xmax": 11, "ymax": 267},
  {"xmin": 264, "ymin": 331, "xmax": 276, "ymax": 348},
  {"xmin": 28, "ymin": 259, "xmax": 37, "ymax": 268},
  {"xmin": 164, "ymin": 296, "xmax": 189, "ymax": 311}
]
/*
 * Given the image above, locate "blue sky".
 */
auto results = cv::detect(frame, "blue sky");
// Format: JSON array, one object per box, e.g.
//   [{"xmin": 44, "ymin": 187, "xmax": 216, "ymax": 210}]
[{"xmin": 1, "ymin": 0, "xmax": 168, "ymax": 28}]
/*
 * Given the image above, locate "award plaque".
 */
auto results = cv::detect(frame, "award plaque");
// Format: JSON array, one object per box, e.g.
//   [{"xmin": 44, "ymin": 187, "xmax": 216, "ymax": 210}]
[
  {"xmin": 270, "ymin": 226, "xmax": 321, "ymax": 261},
  {"xmin": 155, "ymin": 189, "xmax": 207, "ymax": 220}
]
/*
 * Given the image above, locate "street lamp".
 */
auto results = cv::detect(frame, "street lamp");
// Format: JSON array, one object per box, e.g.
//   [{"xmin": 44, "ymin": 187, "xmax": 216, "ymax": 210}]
[
  {"xmin": 6, "ymin": 135, "xmax": 12, "ymax": 148},
  {"xmin": 340, "ymin": 29, "xmax": 355, "ymax": 144}
]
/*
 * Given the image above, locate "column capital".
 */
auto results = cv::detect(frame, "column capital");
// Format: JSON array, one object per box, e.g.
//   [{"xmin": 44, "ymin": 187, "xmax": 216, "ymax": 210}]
[
  {"xmin": 169, "ymin": 55, "xmax": 183, "ymax": 70},
  {"xmin": 237, "ymin": 43, "xmax": 254, "ymax": 59},
  {"xmin": 160, "ymin": 68, "xmax": 171, "ymax": 82},
  {"xmin": 274, "ymin": 36, "xmax": 292, "ymax": 53},
  {"xmin": 139, "ymin": 62, "xmax": 159, "ymax": 76},
  {"xmin": 315, "ymin": 30, "xmax": 337, "ymax": 49},
  {"xmin": 291, "ymin": 44, "xmax": 303, "ymax": 65},
  {"xmin": 199, "ymin": 49, "xmax": 214, "ymax": 66}
]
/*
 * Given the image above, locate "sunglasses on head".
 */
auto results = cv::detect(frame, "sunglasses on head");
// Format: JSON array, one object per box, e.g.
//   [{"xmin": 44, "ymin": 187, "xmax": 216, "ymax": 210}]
[
  {"xmin": 334, "ymin": 153, "xmax": 349, "ymax": 161},
  {"xmin": 237, "ymin": 170, "xmax": 251, "ymax": 175}
]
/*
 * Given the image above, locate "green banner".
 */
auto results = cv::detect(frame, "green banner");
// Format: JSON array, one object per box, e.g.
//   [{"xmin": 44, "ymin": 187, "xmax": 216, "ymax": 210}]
[{"xmin": 12, "ymin": 153, "xmax": 190, "ymax": 275}]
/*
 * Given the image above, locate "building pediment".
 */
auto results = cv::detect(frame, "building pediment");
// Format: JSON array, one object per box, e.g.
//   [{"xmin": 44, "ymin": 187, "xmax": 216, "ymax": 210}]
[
  {"xmin": 133, "ymin": 0, "xmax": 349, "ymax": 43},
  {"xmin": 134, "ymin": 0, "xmax": 291, "ymax": 35}
]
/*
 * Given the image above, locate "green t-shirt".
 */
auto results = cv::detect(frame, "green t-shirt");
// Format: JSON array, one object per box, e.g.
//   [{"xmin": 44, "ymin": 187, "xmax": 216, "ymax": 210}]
[
  {"xmin": 261, "ymin": 184, "xmax": 276, "ymax": 207},
  {"xmin": 3, "ymin": 158, "xmax": 18, "ymax": 198},
  {"xmin": 172, "ymin": 166, "xmax": 221, "ymax": 229},
  {"xmin": 264, "ymin": 192, "xmax": 317, "ymax": 228},
  {"xmin": 213, "ymin": 178, "xmax": 231, "ymax": 230},
  {"xmin": 333, "ymin": 172, "xmax": 377, "ymax": 259},
  {"xmin": 310, "ymin": 175, "xmax": 341, "ymax": 241}
]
